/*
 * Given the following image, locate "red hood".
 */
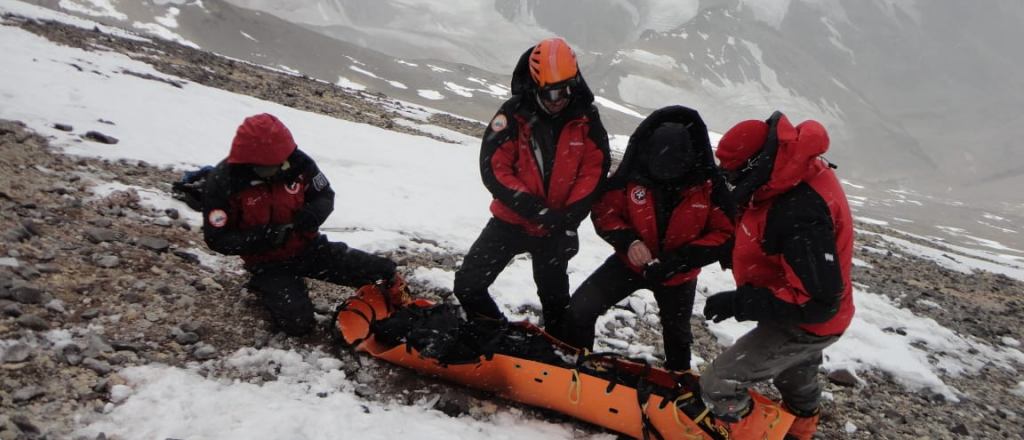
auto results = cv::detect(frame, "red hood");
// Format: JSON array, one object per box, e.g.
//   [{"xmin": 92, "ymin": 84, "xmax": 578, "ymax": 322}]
[
  {"xmin": 228, "ymin": 113, "xmax": 296, "ymax": 165},
  {"xmin": 752, "ymin": 116, "xmax": 830, "ymax": 202}
]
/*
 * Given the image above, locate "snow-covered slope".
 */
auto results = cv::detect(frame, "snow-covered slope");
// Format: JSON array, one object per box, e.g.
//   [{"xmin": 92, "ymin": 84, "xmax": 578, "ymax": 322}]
[
  {"xmin": 215, "ymin": 0, "xmax": 1024, "ymax": 197},
  {"xmin": 19, "ymin": 0, "xmax": 1024, "ymax": 196}
]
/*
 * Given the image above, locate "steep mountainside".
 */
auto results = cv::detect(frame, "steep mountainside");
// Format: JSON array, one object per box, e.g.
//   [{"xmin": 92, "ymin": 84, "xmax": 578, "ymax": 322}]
[
  {"xmin": 1, "ymin": 14, "xmax": 1023, "ymax": 440},
  {"xmin": 215, "ymin": 0, "xmax": 1024, "ymax": 197}
]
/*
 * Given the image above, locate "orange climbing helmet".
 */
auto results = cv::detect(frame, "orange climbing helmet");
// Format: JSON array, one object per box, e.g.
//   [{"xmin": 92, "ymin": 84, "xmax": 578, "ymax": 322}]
[{"xmin": 528, "ymin": 38, "xmax": 579, "ymax": 89}]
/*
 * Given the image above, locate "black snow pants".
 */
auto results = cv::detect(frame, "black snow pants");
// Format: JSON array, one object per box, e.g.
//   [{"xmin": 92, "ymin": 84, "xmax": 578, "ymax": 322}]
[
  {"xmin": 557, "ymin": 255, "xmax": 697, "ymax": 371},
  {"xmin": 245, "ymin": 235, "xmax": 397, "ymax": 336},
  {"xmin": 453, "ymin": 217, "xmax": 579, "ymax": 330}
]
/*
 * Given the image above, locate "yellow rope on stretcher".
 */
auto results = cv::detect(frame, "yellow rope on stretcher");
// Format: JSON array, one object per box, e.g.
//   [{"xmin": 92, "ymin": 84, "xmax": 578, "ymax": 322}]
[
  {"xmin": 763, "ymin": 403, "xmax": 782, "ymax": 429},
  {"xmin": 567, "ymin": 369, "xmax": 581, "ymax": 404},
  {"xmin": 666, "ymin": 394, "xmax": 705, "ymax": 440},
  {"xmin": 758, "ymin": 403, "xmax": 783, "ymax": 440},
  {"xmin": 672, "ymin": 393, "xmax": 694, "ymax": 426}
]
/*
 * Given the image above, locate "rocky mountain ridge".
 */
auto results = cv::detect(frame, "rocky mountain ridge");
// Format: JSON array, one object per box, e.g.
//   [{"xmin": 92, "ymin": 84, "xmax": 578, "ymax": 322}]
[{"xmin": 1, "ymin": 14, "xmax": 1023, "ymax": 440}]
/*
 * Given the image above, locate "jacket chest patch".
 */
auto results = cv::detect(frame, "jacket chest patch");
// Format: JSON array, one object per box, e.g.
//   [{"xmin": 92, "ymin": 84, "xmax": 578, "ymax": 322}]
[
  {"xmin": 285, "ymin": 181, "xmax": 302, "ymax": 195},
  {"xmin": 630, "ymin": 187, "xmax": 648, "ymax": 205},
  {"xmin": 208, "ymin": 209, "xmax": 228, "ymax": 228}
]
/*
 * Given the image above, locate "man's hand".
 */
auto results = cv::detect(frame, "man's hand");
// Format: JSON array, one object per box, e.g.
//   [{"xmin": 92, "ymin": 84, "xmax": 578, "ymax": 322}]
[
  {"xmin": 292, "ymin": 208, "xmax": 320, "ymax": 231},
  {"xmin": 537, "ymin": 208, "xmax": 568, "ymax": 233},
  {"xmin": 703, "ymin": 290, "xmax": 738, "ymax": 323},
  {"xmin": 267, "ymin": 224, "xmax": 294, "ymax": 248},
  {"xmin": 642, "ymin": 261, "xmax": 672, "ymax": 281},
  {"xmin": 627, "ymin": 240, "xmax": 654, "ymax": 267}
]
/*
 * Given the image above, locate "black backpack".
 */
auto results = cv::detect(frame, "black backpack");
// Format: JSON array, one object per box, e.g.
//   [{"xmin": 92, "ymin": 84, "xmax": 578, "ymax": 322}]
[
  {"xmin": 171, "ymin": 166, "xmax": 212, "ymax": 211},
  {"xmin": 370, "ymin": 303, "xmax": 569, "ymax": 367}
]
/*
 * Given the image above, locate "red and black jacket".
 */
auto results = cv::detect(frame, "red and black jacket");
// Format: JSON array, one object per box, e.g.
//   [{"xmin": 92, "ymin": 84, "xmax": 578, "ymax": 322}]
[
  {"xmin": 592, "ymin": 106, "xmax": 734, "ymax": 285},
  {"xmin": 202, "ymin": 149, "xmax": 333, "ymax": 265},
  {"xmin": 480, "ymin": 46, "xmax": 611, "ymax": 236},
  {"xmin": 728, "ymin": 114, "xmax": 855, "ymax": 336}
]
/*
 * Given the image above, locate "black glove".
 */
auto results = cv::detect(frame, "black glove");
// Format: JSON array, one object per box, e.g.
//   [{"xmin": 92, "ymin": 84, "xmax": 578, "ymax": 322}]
[
  {"xmin": 292, "ymin": 208, "xmax": 321, "ymax": 231},
  {"xmin": 703, "ymin": 290, "xmax": 738, "ymax": 323},
  {"xmin": 536, "ymin": 209, "xmax": 568, "ymax": 233},
  {"xmin": 267, "ymin": 224, "xmax": 295, "ymax": 248},
  {"xmin": 704, "ymin": 285, "xmax": 776, "ymax": 323},
  {"xmin": 642, "ymin": 261, "xmax": 671, "ymax": 281},
  {"xmin": 643, "ymin": 258, "xmax": 691, "ymax": 282}
]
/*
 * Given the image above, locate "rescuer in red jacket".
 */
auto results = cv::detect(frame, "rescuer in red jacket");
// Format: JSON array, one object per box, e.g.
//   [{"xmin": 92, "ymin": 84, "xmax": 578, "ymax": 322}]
[
  {"xmin": 555, "ymin": 105, "xmax": 734, "ymax": 372},
  {"xmin": 700, "ymin": 111, "xmax": 854, "ymax": 440},
  {"xmin": 453, "ymin": 38, "xmax": 611, "ymax": 330},
  {"xmin": 202, "ymin": 113, "xmax": 408, "ymax": 337}
]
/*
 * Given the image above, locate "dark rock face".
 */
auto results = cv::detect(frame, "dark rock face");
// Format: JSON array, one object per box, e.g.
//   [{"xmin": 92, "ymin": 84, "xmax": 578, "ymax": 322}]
[{"xmin": 0, "ymin": 16, "xmax": 1022, "ymax": 440}]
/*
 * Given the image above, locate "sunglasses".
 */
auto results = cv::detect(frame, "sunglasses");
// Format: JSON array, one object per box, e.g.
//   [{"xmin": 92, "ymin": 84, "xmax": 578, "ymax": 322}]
[
  {"xmin": 252, "ymin": 160, "xmax": 291, "ymax": 178},
  {"xmin": 538, "ymin": 79, "xmax": 578, "ymax": 103}
]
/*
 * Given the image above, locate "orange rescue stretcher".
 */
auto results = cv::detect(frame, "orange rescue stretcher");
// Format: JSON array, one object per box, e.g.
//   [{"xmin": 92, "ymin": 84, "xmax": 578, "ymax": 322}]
[{"xmin": 335, "ymin": 284, "xmax": 794, "ymax": 440}]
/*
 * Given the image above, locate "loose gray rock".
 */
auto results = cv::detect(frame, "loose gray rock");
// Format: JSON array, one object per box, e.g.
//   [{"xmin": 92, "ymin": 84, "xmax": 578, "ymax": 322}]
[
  {"xmin": 2, "ymin": 342, "xmax": 32, "ymax": 363},
  {"xmin": 3, "ymin": 226, "xmax": 32, "ymax": 243},
  {"xmin": 15, "ymin": 314, "xmax": 50, "ymax": 330},
  {"xmin": 140, "ymin": 237, "xmax": 172, "ymax": 250},
  {"xmin": 82, "ymin": 358, "xmax": 112, "ymax": 376},
  {"xmin": 92, "ymin": 255, "xmax": 120, "ymax": 268},
  {"xmin": 10, "ymin": 415, "xmax": 40, "ymax": 434},
  {"xmin": 83, "ymin": 131, "xmax": 119, "ymax": 144},
  {"xmin": 2, "ymin": 302, "xmax": 23, "ymax": 317},
  {"xmin": 84, "ymin": 333, "xmax": 115, "ymax": 356},
  {"xmin": 111, "ymin": 341, "xmax": 146, "ymax": 353},
  {"xmin": 12, "ymin": 387, "xmax": 44, "ymax": 403},
  {"xmin": 59, "ymin": 344, "xmax": 84, "ymax": 366},
  {"xmin": 174, "ymin": 332, "xmax": 200, "ymax": 345},
  {"xmin": 193, "ymin": 344, "xmax": 219, "ymax": 360},
  {"xmin": 179, "ymin": 321, "xmax": 204, "ymax": 335},
  {"xmin": 84, "ymin": 227, "xmax": 119, "ymax": 243},
  {"xmin": 80, "ymin": 308, "xmax": 102, "ymax": 320},
  {"xmin": 10, "ymin": 280, "xmax": 45, "ymax": 304}
]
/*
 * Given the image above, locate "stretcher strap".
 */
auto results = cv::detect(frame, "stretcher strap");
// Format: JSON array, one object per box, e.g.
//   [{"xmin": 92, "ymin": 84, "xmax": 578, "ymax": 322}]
[
  {"xmin": 567, "ymin": 369, "xmax": 581, "ymax": 404},
  {"xmin": 335, "ymin": 296, "xmax": 378, "ymax": 347},
  {"xmin": 635, "ymin": 363, "xmax": 667, "ymax": 440},
  {"xmin": 671, "ymin": 394, "xmax": 706, "ymax": 440}
]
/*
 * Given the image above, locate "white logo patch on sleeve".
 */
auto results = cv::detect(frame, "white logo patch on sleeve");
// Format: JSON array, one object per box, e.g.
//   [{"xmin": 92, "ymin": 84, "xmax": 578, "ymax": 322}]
[
  {"xmin": 208, "ymin": 209, "xmax": 228, "ymax": 228},
  {"xmin": 312, "ymin": 172, "xmax": 328, "ymax": 191}
]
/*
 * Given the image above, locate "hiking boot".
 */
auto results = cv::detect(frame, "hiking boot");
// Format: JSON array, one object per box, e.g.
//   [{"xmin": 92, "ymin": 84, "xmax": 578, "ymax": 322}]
[
  {"xmin": 383, "ymin": 273, "xmax": 412, "ymax": 306},
  {"xmin": 709, "ymin": 403, "xmax": 759, "ymax": 439},
  {"xmin": 782, "ymin": 403, "xmax": 821, "ymax": 440},
  {"xmin": 670, "ymin": 369, "xmax": 701, "ymax": 393}
]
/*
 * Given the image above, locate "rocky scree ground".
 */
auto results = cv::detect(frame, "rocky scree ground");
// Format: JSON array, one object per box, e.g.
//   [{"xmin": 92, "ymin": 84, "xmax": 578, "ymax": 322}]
[{"xmin": 1, "ymin": 14, "xmax": 1023, "ymax": 440}]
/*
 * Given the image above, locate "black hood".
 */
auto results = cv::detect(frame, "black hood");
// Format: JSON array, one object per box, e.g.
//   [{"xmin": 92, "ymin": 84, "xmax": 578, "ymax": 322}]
[{"xmin": 612, "ymin": 105, "xmax": 717, "ymax": 190}]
